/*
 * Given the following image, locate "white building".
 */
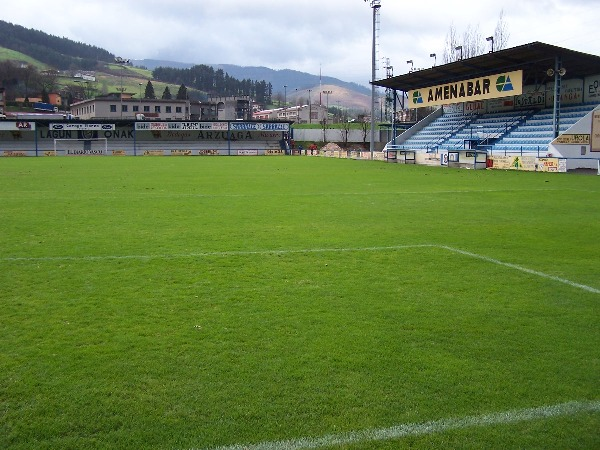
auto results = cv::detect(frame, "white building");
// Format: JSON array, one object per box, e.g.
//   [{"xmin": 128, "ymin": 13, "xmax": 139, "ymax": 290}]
[
  {"xmin": 71, "ymin": 93, "xmax": 190, "ymax": 120},
  {"xmin": 253, "ymin": 104, "xmax": 328, "ymax": 124}
]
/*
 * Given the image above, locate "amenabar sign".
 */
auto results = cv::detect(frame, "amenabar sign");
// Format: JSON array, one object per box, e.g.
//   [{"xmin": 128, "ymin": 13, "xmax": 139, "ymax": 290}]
[{"xmin": 408, "ymin": 70, "xmax": 523, "ymax": 108}]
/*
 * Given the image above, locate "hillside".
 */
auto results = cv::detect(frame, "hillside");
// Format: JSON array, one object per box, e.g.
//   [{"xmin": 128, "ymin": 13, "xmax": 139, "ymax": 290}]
[
  {"xmin": 0, "ymin": 20, "xmax": 113, "ymax": 70},
  {"xmin": 0, "ymin": 19, "xmax": 372, "ymax": 111},
  {"xmin": 288, "ymin": 83, "xmax": 371, "ymax": 112}
]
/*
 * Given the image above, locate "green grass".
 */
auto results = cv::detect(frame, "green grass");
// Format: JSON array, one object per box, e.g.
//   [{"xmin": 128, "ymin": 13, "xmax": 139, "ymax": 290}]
[
  {"xmin": 0, "ymin": 48, "xmax": 199, "ymax": 101},
  {"xmin": 0, "ymin": 47, "xmax": 50, "ymax": 69},
  {"xmin": 0, "ymin": 157, "xmax": 599, "ymax": 449}
]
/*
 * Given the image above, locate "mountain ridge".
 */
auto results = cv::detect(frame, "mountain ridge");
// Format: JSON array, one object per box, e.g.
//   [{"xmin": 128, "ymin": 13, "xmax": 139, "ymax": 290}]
[{"xmin": 134, "ymin": 59, "xmax": 371, "ymax": 96}]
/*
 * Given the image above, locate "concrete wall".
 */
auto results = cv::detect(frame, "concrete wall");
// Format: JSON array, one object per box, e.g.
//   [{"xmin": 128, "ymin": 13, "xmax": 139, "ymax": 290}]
[{"xmin": 291, "ymin": 128, "xmax": 380, "ymax": 145}]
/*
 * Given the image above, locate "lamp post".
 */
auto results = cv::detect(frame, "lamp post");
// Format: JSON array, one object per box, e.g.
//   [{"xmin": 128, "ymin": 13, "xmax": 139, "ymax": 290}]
[
  {"xmin": 308, "ymin": 89, "xmax": 312, "ymax": 124},
  {"xmin": 365, "ymin": 0, "xmax": 381, "ymax": 160},
  {"xmin": 455, "ymin": 45, "xmax": 463, "ymax": 60},
  {"xmin": 486, "ymin": 36, "xmax": 494, "ymax": 53},
  {"xmin": 295, "ymin": 88, "xmax": 300, "ymax": 122},
  {"xmin": 547, "ymin": 59, "xmax": 567, "ymax": 138},
  {"xmin": 323, "ymin": 90, "xmax": 332, "ymax": 124},
  {"xmin": 406, "ymin": 60, "xmax": 413, "ymax": 72},
  {"xmin": 117, "ymin": 86, "xmax": 125, "ymax": 119},
  {"xmin": 283, "ymin": 85, "xmax": 287, "ymax": 119},
  {"xmin": 322, "ymin": 89, "xmax": 332, "ymax": 142},
  {"xmin": 117, "ymin": 62, "xmax": 128, "ymax": 119},
  {"xmin": 139, "ymin": 82, "xmax": 143, "ymax": 103}
]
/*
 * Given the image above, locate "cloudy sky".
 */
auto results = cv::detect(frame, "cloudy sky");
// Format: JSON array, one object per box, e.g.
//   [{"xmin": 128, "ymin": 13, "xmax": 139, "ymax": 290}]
[{"xmin": 2, "ymin": 0, "xmax": 597, "ymax": 86}]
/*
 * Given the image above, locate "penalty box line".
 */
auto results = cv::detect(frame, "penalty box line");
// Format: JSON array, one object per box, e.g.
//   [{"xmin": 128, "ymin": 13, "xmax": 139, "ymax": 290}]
[
  {"xmin": 438, "ymin": 245, "xmax": 600, "ymax": 294},
  {"xmin": 201, "ymin": 400, "xmax": 600, "ymax": 450},
  {"xmin": 2, "ymin": 244, "xmax": 599, "ymax": 294}
]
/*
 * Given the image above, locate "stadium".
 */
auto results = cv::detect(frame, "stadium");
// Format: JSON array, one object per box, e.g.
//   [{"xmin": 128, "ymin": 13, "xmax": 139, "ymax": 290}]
[
  {"xmin": 1, "ymin": 41, "xmax": 599, "ymax": 449},
  {"xmin": 1, "ymin": 42, "xmax": 600, "ymax": 175}
]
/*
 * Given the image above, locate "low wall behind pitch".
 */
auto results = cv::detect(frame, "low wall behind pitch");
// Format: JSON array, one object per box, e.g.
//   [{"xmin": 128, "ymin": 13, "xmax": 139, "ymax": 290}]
[{"xmin": 0, "ymin": 120, "xmax": 291, "ymax": 156}]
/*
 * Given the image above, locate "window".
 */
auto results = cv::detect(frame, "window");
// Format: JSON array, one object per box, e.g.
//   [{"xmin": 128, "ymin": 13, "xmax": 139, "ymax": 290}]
[
  {"xmin": 144, "ymin": 106, "xmax": 150, "ymax": 112},
  {"xmin": 166, "ymin": 106, "xmax": 172, "ymax": 113},
  {"xmin": 155, "ymin": 106, "xmax": 161, "ymax": 113},
  {"xmin": 122, "ymin": 105, "xmax": 128, "ymax": 112},
  {"xmin": 176, "ymin": 107, "xmax": 182, "ymax": 113},
  {"xmin": 110, "ymin": 104, "xmax": 117, "ymax": 112}
]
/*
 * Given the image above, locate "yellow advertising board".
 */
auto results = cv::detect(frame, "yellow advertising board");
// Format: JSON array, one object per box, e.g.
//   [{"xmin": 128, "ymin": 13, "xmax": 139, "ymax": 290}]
[
  {"xmin": 592, "ymin": 110, "xmax": 600, "ymax": 152},
  {"xmin": 554, "ymin": 134, "xmax": 590, "ymax": 145},
  {"xmin": 143, "ymin": 150, "xmax": 165, "ymax": 156},
  {"xmin": 490, "ymin": 156, "xmax": 565, "ymax": 172},
  {"xmin": 490, "ymin": 155, "xmax": 524, "ymax": 170},
  {"xmin": 537, "ymin": 157, "xmax": 566, "ymax": 172},
  {"xmin": 408, "ymin": 70, "xmax": 523, "ymax": 108}
]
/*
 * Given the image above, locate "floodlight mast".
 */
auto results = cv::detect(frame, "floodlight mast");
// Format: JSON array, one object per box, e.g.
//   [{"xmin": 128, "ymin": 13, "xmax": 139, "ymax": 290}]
[{"xmin": 365, "ymin": 0, "xmax": 381, "ymax": 159}]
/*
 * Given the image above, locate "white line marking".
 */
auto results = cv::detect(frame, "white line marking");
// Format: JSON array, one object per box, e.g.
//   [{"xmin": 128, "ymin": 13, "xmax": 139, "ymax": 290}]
[
  {"xmin": 0, "ymin": 244, "xmax": 435, "ymax": 262},
  {"xmin": 201, "ymin": 400, "xmax": 600, "ymax": 450},
  {"xmin": 2, "ymin": 244, "xmax": 598, "ymax": 294},
  {"xmin": 440, "ymin": 245, "xmax": 600, "ymax": 294}
]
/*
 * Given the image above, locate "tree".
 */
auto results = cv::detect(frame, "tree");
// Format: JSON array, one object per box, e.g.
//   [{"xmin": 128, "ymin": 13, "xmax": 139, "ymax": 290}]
[
  {"xmin": 462, "ymin": 24, "xmax": 485, "ymax": 59},
  {"xmin": 493, "ymin": 10, "xmax": 510, "ymax": 51},
  {"xmin": 38, "ymin": 70, "xmax": 59, "ymax": 97},
  {"xmin": 144, "ymin": 80, "xmax": 156, "ymax": 99},
  {"xmin": 0, "ymin": 61, "xmax": 21, "ymax": 100},
  {"xmin": 21, "ymin": 64, "xmax": 39, "ymax": 104},
  {"xmin": 274, "ymin": 92, "xmax": 284, "ymax": 107},
  {"xmin": 321, "ymin": 116, "xmax": 328, "ymax": 144},
  {"xmin": 339, "ymin": 120, "xmax": 351, "ymax": 150},
  {"xmin": 442, "ymin": 12, "xmax": 511, "ymax": 63},
  {"xmin": 442, "ymin": 23, "xmax": 460, "ymax": 63},
  {"xmin": 176, "ymin": 84, "xmax": 187, "ymax": 100},
  {"xmin": 360, "ymin": 113, "xmax": 369, "ymax": 145},
  {"xmin": 214, "ymin": 69, "xmax": 225, "ymax": 94},
  {"xmin": 161, "ymin": 86, "xmax": 172, "ymax": 100}
]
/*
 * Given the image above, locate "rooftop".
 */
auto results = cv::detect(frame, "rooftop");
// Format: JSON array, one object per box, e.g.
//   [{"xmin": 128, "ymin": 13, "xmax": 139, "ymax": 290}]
[{"xmin": 372, "ymin": 42, "xmax": 600, "ymax": 92}]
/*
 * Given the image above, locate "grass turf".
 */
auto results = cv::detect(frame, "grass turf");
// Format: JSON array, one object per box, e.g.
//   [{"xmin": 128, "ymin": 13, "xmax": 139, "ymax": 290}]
[{"xmin": 0, "ymin": 156, "xmax": 598, "ymax": 449}]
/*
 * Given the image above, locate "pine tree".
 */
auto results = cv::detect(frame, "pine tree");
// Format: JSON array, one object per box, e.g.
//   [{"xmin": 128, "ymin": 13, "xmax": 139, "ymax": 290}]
[
  {"xmin": 176, "ymin": 84, "xmax": 187, "ymax": 100},
  {"xmin": 144, "ymin": 80, "xmax": 156, "ymax": 99}
]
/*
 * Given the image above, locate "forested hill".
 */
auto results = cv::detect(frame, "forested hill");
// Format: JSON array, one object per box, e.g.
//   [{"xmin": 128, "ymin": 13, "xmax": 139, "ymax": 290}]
[
  {"xmin": 152, "ymin": 65, "xmax": 272, "ymax": 104},
  {"xmin": 0, "ymin": 20, "xmax": 113, "ymax": 70}
]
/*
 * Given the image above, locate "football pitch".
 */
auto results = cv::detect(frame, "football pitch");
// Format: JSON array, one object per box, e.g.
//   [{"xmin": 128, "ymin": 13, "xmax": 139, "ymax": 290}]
[{"xmin": 1, "ymin": 156, "xmax": 599, "ymax": 449}]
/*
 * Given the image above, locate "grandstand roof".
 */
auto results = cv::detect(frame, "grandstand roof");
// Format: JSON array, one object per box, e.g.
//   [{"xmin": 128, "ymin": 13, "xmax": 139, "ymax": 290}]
[{"xmin": 373, "ymin": 42, "xmax": 600, "ymax": 92}]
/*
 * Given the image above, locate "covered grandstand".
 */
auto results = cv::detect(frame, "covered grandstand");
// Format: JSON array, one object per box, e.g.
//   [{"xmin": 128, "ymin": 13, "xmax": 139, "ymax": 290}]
[{"xmin": 373, "ymin": 42, "xmax": 600, "ymax": 171}]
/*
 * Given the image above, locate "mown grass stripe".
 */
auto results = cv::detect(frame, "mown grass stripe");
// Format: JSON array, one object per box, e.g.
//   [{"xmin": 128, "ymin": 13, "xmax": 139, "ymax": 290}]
[
  {"xmin": 0, "ymin": 187, "xmax": 572, "ymax": 201},
  {"xmin": 202, "ymin": 400, "xmax": 600, "ymax": 450}
]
